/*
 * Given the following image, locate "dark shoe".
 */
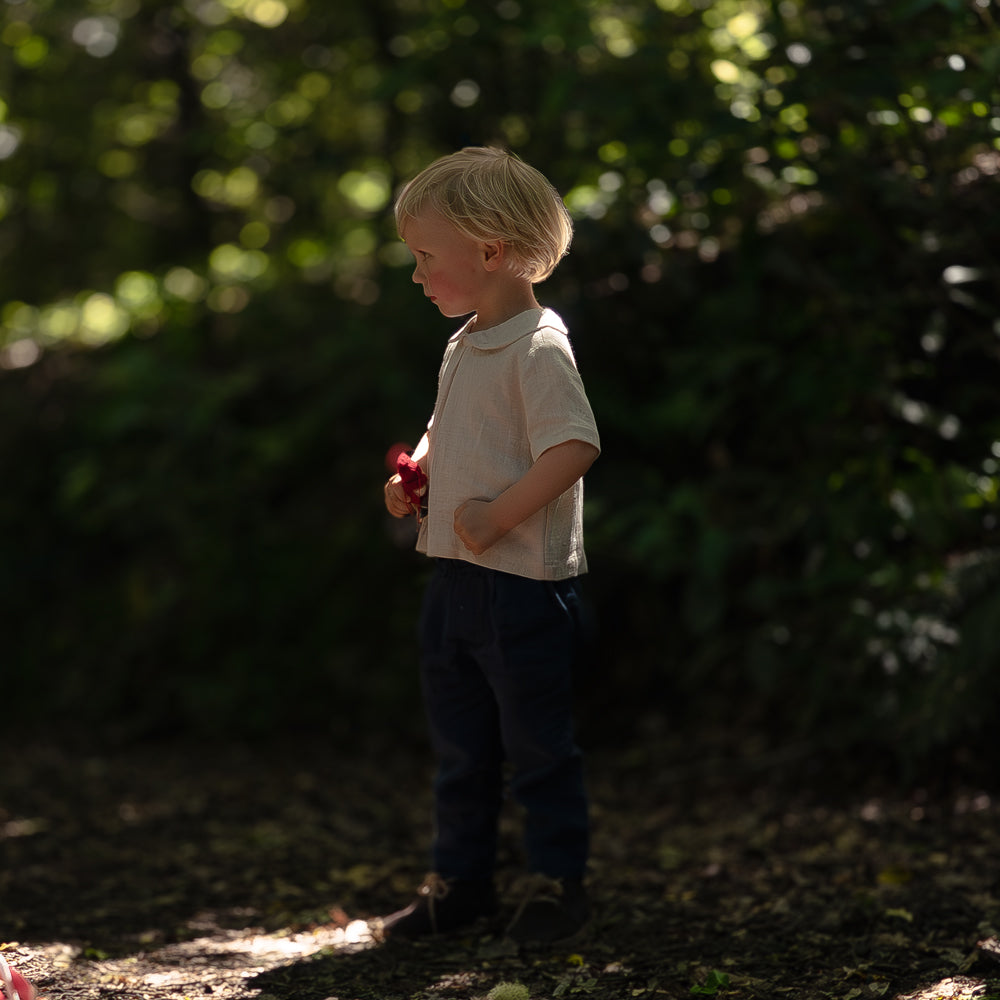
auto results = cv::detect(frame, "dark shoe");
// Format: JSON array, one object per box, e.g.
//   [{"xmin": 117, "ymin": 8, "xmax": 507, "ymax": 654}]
[
  {"xmin": 506, "ymin": 874, "xmax": 589, "ymax": 945},
  {"xmin": 380, "ymin": 873, "xmax": 499, "ymax": 938}
]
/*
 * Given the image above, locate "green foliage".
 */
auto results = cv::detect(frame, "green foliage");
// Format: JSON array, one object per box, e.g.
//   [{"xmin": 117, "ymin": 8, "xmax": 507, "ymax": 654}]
[
  {"xmin": 1, "ymin": 0, "xmax": 998, "ymax": 768},
  {"xmin": 487, "ymin": 982, "xmax": 531, "ymax": 1000},
  {"xmin": 691, "ymin": 970, "xmax": 731, "ymax": 996}
]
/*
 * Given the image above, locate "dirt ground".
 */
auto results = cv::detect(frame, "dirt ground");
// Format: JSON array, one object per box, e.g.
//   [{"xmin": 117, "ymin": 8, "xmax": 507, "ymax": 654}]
[{"xmin": 2, "ymin": 728, "xmax": 999, "ymax": 1000}]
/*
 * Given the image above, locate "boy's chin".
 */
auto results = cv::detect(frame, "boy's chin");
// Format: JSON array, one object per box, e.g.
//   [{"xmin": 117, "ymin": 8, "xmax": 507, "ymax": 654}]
[{"xmin": 437, "ymin": 305, "xmax": 475, "ymax": 321}]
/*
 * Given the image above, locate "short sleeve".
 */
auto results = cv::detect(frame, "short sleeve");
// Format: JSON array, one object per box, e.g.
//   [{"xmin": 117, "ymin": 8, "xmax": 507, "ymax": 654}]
[{"xmin": 519, "ymin": 328, "xmax": 601, "ymax": 462}]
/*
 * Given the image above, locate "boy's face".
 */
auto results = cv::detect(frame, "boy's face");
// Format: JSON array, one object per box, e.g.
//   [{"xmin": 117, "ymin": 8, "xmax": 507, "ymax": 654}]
[{"xmin": 401, "ymin": 209, "xmax": 491, "ymax": 321}]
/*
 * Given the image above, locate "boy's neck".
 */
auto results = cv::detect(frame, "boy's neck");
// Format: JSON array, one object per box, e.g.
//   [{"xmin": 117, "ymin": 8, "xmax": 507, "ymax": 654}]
[{"xmin": 469, "ymin": 283, "xmax": 541, "ymax": 333}]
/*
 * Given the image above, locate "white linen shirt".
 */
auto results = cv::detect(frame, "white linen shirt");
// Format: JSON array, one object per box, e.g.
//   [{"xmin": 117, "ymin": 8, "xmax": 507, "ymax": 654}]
[{"xmin": 416, "ymin": 307, "xmax": 600, "ymax": 580}]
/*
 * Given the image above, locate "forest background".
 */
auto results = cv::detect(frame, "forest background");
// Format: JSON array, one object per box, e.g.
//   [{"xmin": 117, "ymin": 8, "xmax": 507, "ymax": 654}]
[{"xmin": 1, "ymin": 0, "xmax": 998, "ymax": 780}]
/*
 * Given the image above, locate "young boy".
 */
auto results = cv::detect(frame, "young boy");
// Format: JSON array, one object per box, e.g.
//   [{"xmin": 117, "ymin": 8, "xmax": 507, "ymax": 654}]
[{"xmin": 381, "ymin": 147, "xmax": 600, "ymax": 945}]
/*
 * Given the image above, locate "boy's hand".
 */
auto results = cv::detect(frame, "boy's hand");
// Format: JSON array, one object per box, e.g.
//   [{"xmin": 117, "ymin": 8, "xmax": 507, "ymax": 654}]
[
  {"xmin": 452, "ymin": 440, "xmax": 598, "ymax": 555},
  {"xmin": 384, "ymin": 474, "xmax": 414, "ymax": 518},
  {"xmin": 454, "ymin": 498, "xmax": 506, "ymax": 555},
  {"xmin": 385, "ymin": 450, "xmax": 428, "ymax": 520}
]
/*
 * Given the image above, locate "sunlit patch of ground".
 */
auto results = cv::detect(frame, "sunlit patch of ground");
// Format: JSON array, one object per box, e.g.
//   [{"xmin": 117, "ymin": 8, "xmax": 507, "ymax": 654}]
[
  {"xmin": 896, "ymin": 976, "xmax": 988, "ymax": 999},
  {"xmin": 9, "ymin": 914, "xmax": 378, "ymax": 1000}
]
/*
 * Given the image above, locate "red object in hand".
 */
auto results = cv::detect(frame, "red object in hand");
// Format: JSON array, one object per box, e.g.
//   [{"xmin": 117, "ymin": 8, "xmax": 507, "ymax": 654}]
[
  {"xmin": 384, "ymin": 441, "xmax": 413, "ymax": 474},
  {"xmin": 396, "ymin": 451, "xmax": 428, "ymax": 516},
  {"xmin": 0, "ymin": 957, "xmax": 36, "ymax": 1000}
]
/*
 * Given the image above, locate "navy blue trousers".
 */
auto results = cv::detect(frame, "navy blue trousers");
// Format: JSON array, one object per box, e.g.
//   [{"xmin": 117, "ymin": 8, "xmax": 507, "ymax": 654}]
[{"xmin": 418, "ymin": 559, "xmax": 590, "ymax": 882}]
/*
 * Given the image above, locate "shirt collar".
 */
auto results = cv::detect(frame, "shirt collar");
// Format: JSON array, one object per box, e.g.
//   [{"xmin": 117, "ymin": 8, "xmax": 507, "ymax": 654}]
[{"xmin": 454, "ymin": 307, "xmax": 562, "ymax": 350}]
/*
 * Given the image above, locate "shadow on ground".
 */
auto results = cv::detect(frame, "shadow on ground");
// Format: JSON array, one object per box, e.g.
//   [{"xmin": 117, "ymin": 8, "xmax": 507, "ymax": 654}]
[{"xmin": 2, "ymin": 727, "xmax": 999, "ymax": 1000}]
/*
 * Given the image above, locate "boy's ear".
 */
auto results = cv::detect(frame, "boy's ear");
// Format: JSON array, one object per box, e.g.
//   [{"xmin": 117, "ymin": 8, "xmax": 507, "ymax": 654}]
[{"xmin": 481, "ymin": 240, "xmax": 506, "ymax": 271}]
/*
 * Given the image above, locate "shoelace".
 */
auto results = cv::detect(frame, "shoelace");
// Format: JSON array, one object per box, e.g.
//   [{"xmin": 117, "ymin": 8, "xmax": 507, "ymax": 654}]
[
  {"xmin": 417, "ymin": 872, "xmax": 452, "ymax": 933},
  {"xmin": 0, "ymin": 955, "xmax": 35, "ymax": 1000},
  {"xmin": 505, "ymin": 872, "xmax": 563, "ymax": 934}
]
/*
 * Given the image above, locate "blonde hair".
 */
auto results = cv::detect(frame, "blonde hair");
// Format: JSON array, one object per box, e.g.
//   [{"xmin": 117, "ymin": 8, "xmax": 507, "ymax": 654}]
[{"xmin": 394, "ymin": 147, "xmax": 573, "ymax": 283}]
